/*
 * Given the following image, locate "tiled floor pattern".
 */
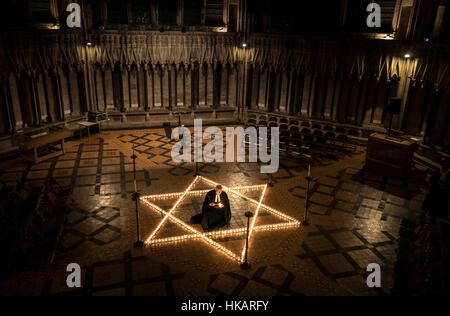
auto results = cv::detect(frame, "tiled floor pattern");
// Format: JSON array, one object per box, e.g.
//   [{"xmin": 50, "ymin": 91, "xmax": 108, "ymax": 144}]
[
  {"xmin": 0, "ymin": 128, "xmax": 431, "ymax": 296},
  {"xmin": 298, "ymin": 225, "xmax": 397, "ymax": 296},
  {"xmin": 289, "ymin": 166, "xmax": 427, "ymax": 222},
  {"xmin": 0, "ymin": 138, "xmax": 154, "ymax": 199},
  {"xmin": 115, "ymin": 128, "xmax": 363, "ymax": 184},
  {"xmin": 42, "ymin": 251, "xmax": 185, "ymax": 296},
  {"xmin": 59, "ymin": 206, "xmax": 121, "ymax": 256}
]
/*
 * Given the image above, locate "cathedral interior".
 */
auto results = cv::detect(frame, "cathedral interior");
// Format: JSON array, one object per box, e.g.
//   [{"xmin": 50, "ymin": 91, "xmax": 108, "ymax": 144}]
[{"xmin": 0, "ymin": 0, "xmax": 449, "ymax": 297}]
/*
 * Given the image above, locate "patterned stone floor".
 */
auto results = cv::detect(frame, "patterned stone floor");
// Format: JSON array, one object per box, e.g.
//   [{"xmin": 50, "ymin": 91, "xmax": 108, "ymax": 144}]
[{"xmin": 0, "ymin": 127, "xmax": 431, "ymax": 296}]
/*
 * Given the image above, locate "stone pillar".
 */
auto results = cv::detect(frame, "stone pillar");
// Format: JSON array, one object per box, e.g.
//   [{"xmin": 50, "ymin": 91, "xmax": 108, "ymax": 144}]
[
  {"xmin": 185, "ymin": 65, "xmax": 192, "ymax": 108},
  {"xmin": 170, "ymin": 64, "xmax": 177, "ymax": 109},
  {"xmin": 176, "ymin": 64, "xmax": 185, "ymax": 107},
  {"xmin": 229, "ymin": 65, "xmax": 237, "ymax": 108},
  {"xmin": 154, "ymin": 65, "xmax": 162, "ymax": 108},
  {"xmin": 105, "ymin": 67, "xmax": 114, "ymax": 111},
  {"xmin": 30, "ymin": 74, "xmax": 42, "ymax": 124},
  {"xmin": 146, "ymin": 65, "xmax": 155, "ymax": 110},
  {"xmin": 361, "ymin": 77, "xmax": 376, "ymax": 125},
  {"xmin": 267, "ymin": 69, "xmax": 279, "ymax": 113},
  {"xmin": 0, "ymin": 75, "xmax": 16, "ymax": 133},
  {"xmin": 323, "ymin": 74, "xmax": 336, "ymax": 120},
  {"xmin": 136, "ymin": 65, "xmax": 145, "ymax": 110},
  {"xmin": 36, "ymin": 72, "xmax": 49, "ymax": 121},
  {"xmin": 199, "ymin": 64, "xmax": 207, "ymax": 107},
  {"xmin": 207, "ymin": 64, "xmax": 214, "ymax": 107},
  {"xmin": 286, "ymin": 70, "xmax": 296, "ymax": 115},
  {"xmin": 250, "ymin": 66, "xmax": 259, "ymax": 109},
  {"xmin": 291, "ymin": 70, "xmax": 305, "ymax": 115},
  {"xmin": 306, "ymin": 70, "xmax": 317, "ymax": 117},
  {"xmin": 346, "ymin": 77, "xmax": 361, "ymax": 123},
  {"xmin": 372, "ymin": 79, "xmax": 388, "ymax": 125},
  {"xmin": 357, "ymin": 77, "xmax": 371, "ymax": 125},
  {"xmin": 279, "ymin": 70, "xmax": 289, "ymax": 113},
  {"xmin": 143, "ymin": 66, "xmax": 150, "ymax": 111},
  {"xmin": 121, "ymin": 67, "xmax": 130, "ymax": 112},
  {"xmin": 162, "ymin": 64, "xmax": 171, "ymax": 110},
  {"xmin": 258, "ymin": 68, "xmax": 268, "ymax": 110},
  {"xmin": 129, "ymin": 66, "xmax": 139, "ymax": 110},
  {"xmin": 220, "ymin": 63, "xmax": 228, "ymax": 107},
  {"xmin": 54, "ymin": 69, "xmax": 65, "ymax": 120},
  {"xmin": 9, "ymin": 73, "xmax": 23, "ymax": 128},
  {"xmin": 61, "ymin": 68, "xmax": 73, "ymax": 115}
]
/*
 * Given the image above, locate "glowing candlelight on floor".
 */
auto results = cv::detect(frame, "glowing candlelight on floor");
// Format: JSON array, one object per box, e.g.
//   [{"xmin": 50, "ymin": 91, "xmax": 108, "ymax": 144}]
[{"xmin": 140, "ymin": 177, "xmax": 301, "ymax": 264}]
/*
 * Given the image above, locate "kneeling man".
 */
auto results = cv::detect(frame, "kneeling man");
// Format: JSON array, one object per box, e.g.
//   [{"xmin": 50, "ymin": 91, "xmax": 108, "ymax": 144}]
[{"xmin": 191, "ymin": 185, "xmax": 231, "ymax": 231}]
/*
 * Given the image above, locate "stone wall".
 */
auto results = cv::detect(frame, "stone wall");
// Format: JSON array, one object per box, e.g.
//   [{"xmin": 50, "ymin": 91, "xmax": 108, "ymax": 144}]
[{"xmin": 0, "ymin": 30, "xmax": 449, "ymax": 151}]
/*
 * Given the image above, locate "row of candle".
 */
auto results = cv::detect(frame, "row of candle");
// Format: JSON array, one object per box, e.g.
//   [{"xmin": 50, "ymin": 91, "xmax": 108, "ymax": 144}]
[{"xmin": 150, "ymin": 222, "xmax": 301, "ymax": 245}]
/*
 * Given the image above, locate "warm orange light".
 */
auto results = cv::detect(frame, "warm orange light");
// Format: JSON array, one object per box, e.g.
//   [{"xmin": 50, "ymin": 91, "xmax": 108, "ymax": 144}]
[
  {"xmin": 145, "ymin": 176, "xmax": 200, "ymax": 243},
  {"xmin": 140, "ymin": 177, "xmax": 301, "ymax": 264}
]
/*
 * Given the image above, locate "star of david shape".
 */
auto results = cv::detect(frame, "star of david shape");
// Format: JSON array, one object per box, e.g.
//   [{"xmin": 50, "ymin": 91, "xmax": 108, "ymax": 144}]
[{"xmin": 140, "ymin": 176, "xmax": 301, "ymax": 263}]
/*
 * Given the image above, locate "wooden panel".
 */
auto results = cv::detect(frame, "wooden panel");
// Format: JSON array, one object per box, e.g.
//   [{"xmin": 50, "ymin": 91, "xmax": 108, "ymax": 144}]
[{"xmin": 366, "ymin": 133, "xmax": 416, "ymax": 178}]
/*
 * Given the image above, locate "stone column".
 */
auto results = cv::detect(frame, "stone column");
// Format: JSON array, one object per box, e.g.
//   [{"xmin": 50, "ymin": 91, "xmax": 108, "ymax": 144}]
[
  {"xmin": 176, "ymin": 64, "xmax": 185, "ymax": 108},
  {"xmin": 323, "ymin": 74, "xmax": 336, "ymax": 120},
  {"xmin": 170, "ymin": 64, "xmax": 177, "ymax": 109},
  {"xmin": 229, "ymin": 65, "xmax": 238, "ymax": 108},
  {"xmin": 105, "ymin": 67, "xmax": 114, "ymax": 111},
  {"xmin": 10, "ymin": 73, "xmax": 24, "ymax": 128},
  {"xmin": 220, "ymin": 63, "xmax": 229, "ymax": 107},
  {"xmin": 207, "ymin": 63, "xmax": 214, "ymax": 107},
  {"xmin": 129, "ymin": 66, "xmax": 139, "ymax": 110},
  {"xmin": 162, "ymin": 64, "xmax": 171, "ymax": 110},
  {"xmin": 199, "ymin": 64, "xmax": 207, "ymax": 107},
  {"xmin": 121, "ymin": 66, "xmax": 130, "ymax": 112},
  {"xmin": 185, "ymin": 65, "xmax": 193, "ymax": 108},
  {"xmin": 0, "ymin": 75, "xmax": 16, "ymax": 133},
  {"xmin": 279, "ymin": 70, "xmax": 289, "ymax": 113},
  {"xmin": 154, "ymin": 65, "xmax": 162, "ymax": 108},
  {"xmin": 258, "ymin": 67, "xmax": 268, "ymax": 110}
]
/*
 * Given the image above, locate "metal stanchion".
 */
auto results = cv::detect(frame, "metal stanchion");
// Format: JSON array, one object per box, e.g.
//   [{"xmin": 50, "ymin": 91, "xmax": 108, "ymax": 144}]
[
  {"xmin": 240, "ymin": 211, "xmax": 254, "ymax": 270},
  {"xmin": 132, "ymin": 147, "xmax": 144, "ymax": 248},
  {"xmin": 302, "ymin": 164, "xmax": 315, "ymax": 226},
  {"xmin": 193, "ymin": 134, "xmax": 200, "ymax": 177},
  {"xmin": 194, "ymin": 162, "xmax": 200, "ymax": 177},
  {"xmin": 268, "ymin": 172, "xmax": 274, "ymax": 187}
]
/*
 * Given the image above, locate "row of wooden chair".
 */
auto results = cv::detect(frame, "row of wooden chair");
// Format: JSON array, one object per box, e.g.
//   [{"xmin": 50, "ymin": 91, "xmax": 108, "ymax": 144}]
[
  {"xmin": 248, "ymin": 120, "xmax": 355, "ymax": 148},
  {"xmin": 247, "ymin": 115, "xmax": 361, "ymax": 138},
  {"xmin": 244, "ymin": 118, "xmax": 357, "ymax": 166}
]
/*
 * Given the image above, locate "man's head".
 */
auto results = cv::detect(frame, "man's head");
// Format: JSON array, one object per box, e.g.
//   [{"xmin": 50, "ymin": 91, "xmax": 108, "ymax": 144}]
[{"xmin": 215, "ymin": 185, "xmax": 223, "ymax": 195}]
